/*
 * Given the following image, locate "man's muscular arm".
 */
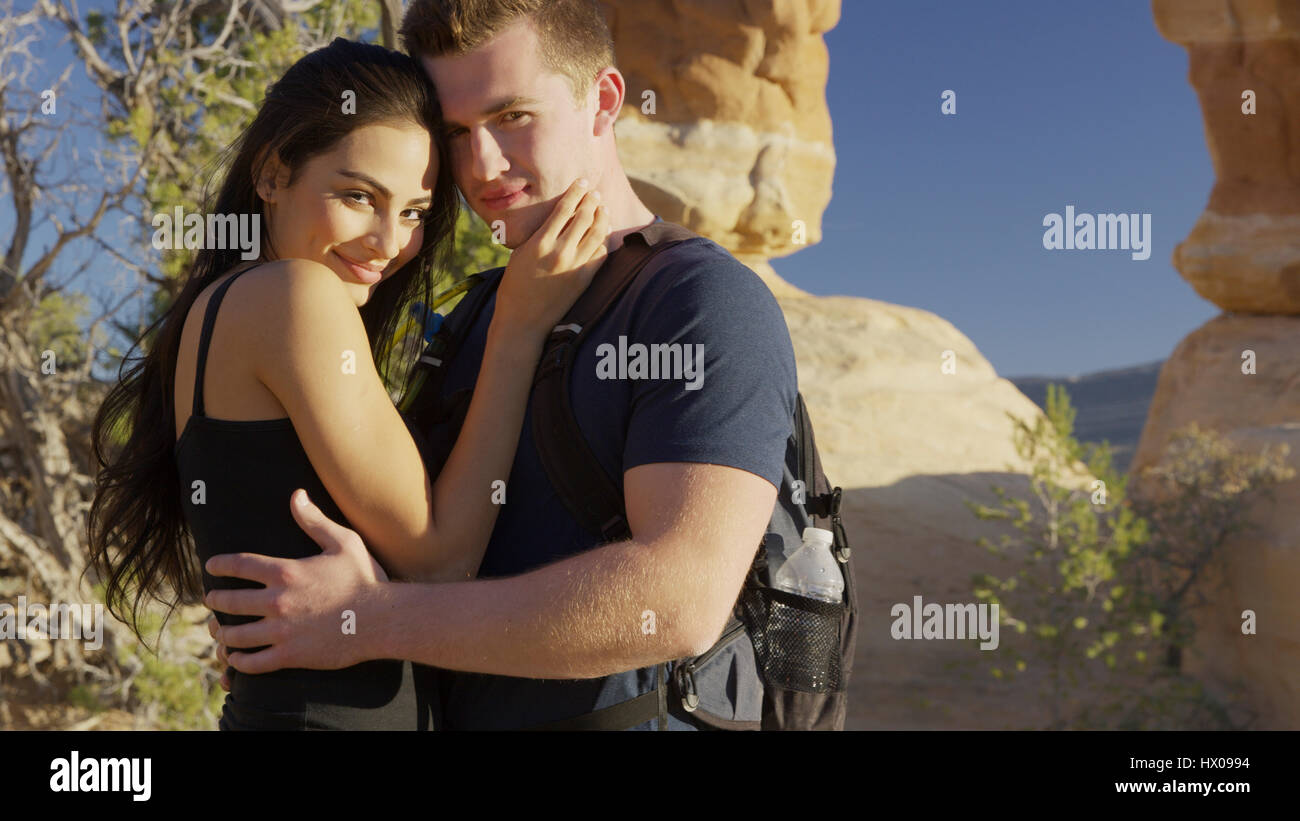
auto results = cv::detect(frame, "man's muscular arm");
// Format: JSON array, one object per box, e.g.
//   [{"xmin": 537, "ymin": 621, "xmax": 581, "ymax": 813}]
[{"xmin": 206, "ymin": 460, "xmax": 774, "ymax": 678}]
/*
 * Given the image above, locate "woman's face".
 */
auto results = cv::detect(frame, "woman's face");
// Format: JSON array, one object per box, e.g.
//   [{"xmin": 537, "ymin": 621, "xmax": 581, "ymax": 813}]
[{"xmin": 258, "ymin": 121, "xmax": 436, "ymax": 306}]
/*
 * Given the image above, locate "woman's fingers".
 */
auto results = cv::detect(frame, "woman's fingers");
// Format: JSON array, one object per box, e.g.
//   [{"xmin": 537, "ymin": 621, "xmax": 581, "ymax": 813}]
[
  {"xmin": 493, "ymin": 179, "xmax": 611, "ymax": 333},
  {"xmin": 537, "ymin": 178, "xmax": 590, "ymax": 247},
  {"xmin": 205, "ymin": 614, "xmax": 232, "ymax": 692},
  {"xmin": 207, "ymin": 617, "xmax": 230, "ymax": 665},
  {"xmin": 576, "ymin": 204, "xmax": 610, "ymax": 263},
  {"xmin": 556, "ymin": 190, "xmax": 601, "ymax": 249}
]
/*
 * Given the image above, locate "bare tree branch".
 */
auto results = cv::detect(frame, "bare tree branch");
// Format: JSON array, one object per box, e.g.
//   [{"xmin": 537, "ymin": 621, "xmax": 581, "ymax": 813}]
[{"xmin": 380, "ymin": 0, "xmax": 402, "ymax": 49}]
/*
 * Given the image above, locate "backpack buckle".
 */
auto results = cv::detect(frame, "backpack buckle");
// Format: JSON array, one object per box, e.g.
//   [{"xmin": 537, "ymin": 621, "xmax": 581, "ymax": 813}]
[
  {"xmin": 418, "ymin": 331, "xmax": 453, "ymax": 367},
  {"xmin": 808, "ymin": 486, "xmax": 842, "ymax": 519}
]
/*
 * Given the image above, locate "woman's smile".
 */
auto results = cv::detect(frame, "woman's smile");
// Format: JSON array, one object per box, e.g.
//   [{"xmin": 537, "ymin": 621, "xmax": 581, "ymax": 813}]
[{"xmin": 332, "ymin": 249, "xmax": 387, "ymax": 285}]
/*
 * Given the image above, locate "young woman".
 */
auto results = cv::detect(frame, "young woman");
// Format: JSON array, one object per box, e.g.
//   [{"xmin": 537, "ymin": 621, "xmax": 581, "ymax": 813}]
[{"xmin": 87, "ymin": 38, "xmax": 608, "ymax": 730}]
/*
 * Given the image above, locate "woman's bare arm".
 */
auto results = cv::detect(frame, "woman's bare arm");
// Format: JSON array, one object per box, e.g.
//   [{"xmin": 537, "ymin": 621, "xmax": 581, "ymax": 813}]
[
  {"xmin": 420, "ymin": 181, "xmax": 608, "ymax": 580},
  {"xmin": 244, "ymin": 182, "xmax": 606, "ymax": 582}
]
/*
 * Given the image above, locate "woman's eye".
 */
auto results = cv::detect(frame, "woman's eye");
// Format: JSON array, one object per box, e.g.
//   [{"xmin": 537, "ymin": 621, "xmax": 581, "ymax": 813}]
[
  {"xmin": 345, "ymin": 190, "xmax": 372, "ymax": 206},
  {"xmin": 403, "ymin": 209, "xmax": 428, "ymax": 224}
]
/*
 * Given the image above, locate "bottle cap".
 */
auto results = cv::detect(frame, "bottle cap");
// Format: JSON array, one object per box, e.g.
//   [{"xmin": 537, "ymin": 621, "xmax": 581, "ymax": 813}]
[{"xmin": 801, "ymin": 527, "xmax": 834, "ymax": 549}]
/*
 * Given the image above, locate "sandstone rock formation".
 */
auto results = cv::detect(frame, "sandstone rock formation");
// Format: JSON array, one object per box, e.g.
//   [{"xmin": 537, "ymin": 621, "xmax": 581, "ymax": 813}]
[
  {"xmin": 778, "ymin": 292, "xmax": 1075, "ymax": 729},
  {"xmin": 600, "ymin": 0, "xmax": 839, "ymax": 262},
  {"xmin": 1153, "ymin": 0, "xmax": 1300, "ymax": 313},
  {"xmin": 1174, "ymin": 213, "xmax": 1300, "ymax": 314},
  {"xmin": 1138, "ymin": 0, "xmax": 1300, "ymax": 728},
  {"xmin": 778, "ymin": 295, "xmax": 1048, "ymax": 491},
  {"xmin": 1130, "ymin": 313, "xmax": 1300, "ymax": 728}
]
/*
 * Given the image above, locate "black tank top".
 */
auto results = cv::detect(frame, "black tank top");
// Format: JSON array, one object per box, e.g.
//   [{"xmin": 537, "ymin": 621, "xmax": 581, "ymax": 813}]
[{"xmin": 174, "ymin": 262, "xmax": 434, "ymax": 730}]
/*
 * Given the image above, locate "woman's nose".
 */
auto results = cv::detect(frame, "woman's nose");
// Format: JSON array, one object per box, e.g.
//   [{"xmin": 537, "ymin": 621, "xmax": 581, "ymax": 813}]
[{"xmin": 365, "ymin": 213, "xmax": 402, "ymax": 260}]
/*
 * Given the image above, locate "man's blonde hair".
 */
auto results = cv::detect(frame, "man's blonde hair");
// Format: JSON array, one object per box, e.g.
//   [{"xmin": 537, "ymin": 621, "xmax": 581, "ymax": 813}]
[{"xmin": 399, "ymin": 0, "xmax": 616, "ymax": 105}]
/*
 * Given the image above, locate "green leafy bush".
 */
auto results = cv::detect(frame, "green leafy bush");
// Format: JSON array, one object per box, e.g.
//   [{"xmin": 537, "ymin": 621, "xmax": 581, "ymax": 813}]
[{"xmin": 967, "ymin": 385, "xmax": 1291, "ymax": 728}]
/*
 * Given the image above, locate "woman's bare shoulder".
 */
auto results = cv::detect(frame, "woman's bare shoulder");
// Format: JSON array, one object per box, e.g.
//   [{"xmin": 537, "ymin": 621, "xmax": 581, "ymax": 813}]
[
  {"xmin": 220, "ymin": 259, "xmax": 359, "ymax": 339},
  {"xmin": 231, "ymin": 258, "xmax": 349, "ymax": 302}
]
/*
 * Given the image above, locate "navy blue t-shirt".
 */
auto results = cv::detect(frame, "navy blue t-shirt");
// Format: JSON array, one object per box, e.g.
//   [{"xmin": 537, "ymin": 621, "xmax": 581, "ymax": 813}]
[{"xmin": 431, "ymin": 227, "xmax": 797, "ymax": 730}]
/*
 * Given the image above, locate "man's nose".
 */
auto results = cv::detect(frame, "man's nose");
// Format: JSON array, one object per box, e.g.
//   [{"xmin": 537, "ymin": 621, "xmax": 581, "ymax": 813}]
[{"xmin": 469, "ymin": 127, "xmax": 509, "ymax": 182}]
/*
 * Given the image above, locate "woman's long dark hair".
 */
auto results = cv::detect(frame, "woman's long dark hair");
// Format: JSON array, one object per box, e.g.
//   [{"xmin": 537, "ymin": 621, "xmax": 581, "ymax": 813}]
[{"xmin": 88, "ymin": 38, "xmax": 458, "ymax": 642}]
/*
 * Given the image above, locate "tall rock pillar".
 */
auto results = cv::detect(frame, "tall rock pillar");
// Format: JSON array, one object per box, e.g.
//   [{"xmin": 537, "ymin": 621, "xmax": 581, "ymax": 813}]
[
  {"xmin": 598, "ymin": 0, "xmax": 840, "ymax": 297},
  {"xmin": 1138, "ymin": 0, "xmax": 1300, "ymax": 728}
]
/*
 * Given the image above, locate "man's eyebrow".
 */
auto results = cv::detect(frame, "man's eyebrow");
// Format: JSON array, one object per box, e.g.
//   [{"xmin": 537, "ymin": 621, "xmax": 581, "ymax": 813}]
[
  {"xmin": 443, "ymin": 95, "xmax": 543, "ymax": 127},
  {"xmin": 336, "ymin": 169, "xmax": 432, "ymax": 206}
]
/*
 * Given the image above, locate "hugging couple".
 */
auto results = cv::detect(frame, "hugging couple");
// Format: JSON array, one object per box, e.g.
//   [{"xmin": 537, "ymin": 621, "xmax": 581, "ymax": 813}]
[{"xmin": 88, "ymin": 0, "xmax": 798, "ymax": 731}]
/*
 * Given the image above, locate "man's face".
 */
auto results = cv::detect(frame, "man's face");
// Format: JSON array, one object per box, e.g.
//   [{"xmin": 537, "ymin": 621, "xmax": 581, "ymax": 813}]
[{"xmin": 423, "ymin": 19, "xmax": 597, "ymax": 249}]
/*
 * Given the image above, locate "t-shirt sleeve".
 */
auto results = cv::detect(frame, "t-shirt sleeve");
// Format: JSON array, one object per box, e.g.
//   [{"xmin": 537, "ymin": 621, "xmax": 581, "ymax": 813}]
[{"xmin": 620, "ymin": 242, "xmax": 797, "ymax": 489}]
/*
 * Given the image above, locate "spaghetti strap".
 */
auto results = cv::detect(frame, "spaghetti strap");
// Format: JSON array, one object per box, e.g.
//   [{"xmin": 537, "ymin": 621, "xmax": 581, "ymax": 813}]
[{"xmin": 192, "ymin": 262, "xmax": 266, "ymax": 418}]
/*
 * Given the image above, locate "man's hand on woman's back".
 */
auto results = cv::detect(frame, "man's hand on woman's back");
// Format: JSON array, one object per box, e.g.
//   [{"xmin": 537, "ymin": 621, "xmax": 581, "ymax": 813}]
[{"xmin": 203, "ymin": 488, "xmax": 389, "ymax": 681}]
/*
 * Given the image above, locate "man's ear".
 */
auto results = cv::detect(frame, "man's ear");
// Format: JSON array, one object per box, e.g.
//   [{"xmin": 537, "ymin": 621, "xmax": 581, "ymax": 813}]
[
  {"xmin": 591, "ymin": 67, "xmax": 625, "ymax": 137},
  {"xmin": 253, "ymin": 147, "xmax": 291, "ymax": 204}
]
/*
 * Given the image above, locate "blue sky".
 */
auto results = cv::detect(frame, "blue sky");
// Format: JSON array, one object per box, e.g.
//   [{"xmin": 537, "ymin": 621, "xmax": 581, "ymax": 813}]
[
  {"xmin": 7, "ymin": 1, "xmax": 1217, "ymax": 379},
  {"xmin": 774, "ymin": 0, "xmax": 1220, "ymax": 378}
]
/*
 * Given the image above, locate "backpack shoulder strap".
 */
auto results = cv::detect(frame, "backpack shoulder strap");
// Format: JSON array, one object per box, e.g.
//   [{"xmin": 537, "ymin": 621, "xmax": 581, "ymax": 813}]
[
  {"xmin": 530, "ymin": 221, "xmax": 698, "ymax": 542},
  {"xmin": 796, "ymin": 393, "xmax": 851, "ymax": 561}
]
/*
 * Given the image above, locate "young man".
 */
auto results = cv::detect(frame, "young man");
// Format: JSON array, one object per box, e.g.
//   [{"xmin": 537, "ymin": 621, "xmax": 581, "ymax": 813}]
[{"xmin": 205, "ymin": 0, "xmax": 798, "ymax": 730}]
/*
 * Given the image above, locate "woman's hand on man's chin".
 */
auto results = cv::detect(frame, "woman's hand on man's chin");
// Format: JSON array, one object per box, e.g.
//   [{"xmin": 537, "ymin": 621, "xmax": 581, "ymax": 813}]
[{"xmin": 202, "ymin": 488, "xmax": 390, "ymax": 678}]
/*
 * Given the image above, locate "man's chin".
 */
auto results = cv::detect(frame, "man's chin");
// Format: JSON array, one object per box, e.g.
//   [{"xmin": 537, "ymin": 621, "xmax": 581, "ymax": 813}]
[{"xmin": 486, "ymin": 203, "xmax": 551, "ymax": 250}]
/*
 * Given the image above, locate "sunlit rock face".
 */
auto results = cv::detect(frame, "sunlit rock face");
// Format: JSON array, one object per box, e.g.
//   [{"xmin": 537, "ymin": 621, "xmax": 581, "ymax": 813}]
[
  {"xmin": 1153, "ymin": 0, "xmax": 1300, "ymax": 314},
  {"xmin": 601, "ymin": 0, "xmax": 839, "ymax": 263},
  {"xmin": 1135, "ymin": 0, "xmax": 1300, "ymax": 728}
]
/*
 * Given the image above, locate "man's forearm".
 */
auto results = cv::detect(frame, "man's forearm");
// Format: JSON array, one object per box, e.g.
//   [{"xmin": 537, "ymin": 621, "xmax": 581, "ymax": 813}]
[{"xmin": 365, "ymin": 535, "xmax": 720, "ymax": 679}]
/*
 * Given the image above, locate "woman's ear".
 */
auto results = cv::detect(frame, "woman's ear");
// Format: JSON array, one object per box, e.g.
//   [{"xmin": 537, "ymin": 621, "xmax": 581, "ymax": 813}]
[{"xmin": 253, "ymin": 148, "xmax": 291, "ymax": 204}]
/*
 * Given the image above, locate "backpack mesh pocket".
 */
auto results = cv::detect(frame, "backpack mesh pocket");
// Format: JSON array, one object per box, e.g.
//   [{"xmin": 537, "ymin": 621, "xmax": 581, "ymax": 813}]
[{"xmin": 738, "ymin": 581, "xmax": 845, "ymax": 694}]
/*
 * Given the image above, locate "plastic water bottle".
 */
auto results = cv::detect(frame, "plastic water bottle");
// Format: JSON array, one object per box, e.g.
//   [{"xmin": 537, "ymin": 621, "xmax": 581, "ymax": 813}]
[
  {"xmin": 763, "ymin": 527, "xmax": 843, "ymax": 691},
  {"xmin": 771, "ymin": 527, "xmax": 843, "ymax": 604}
]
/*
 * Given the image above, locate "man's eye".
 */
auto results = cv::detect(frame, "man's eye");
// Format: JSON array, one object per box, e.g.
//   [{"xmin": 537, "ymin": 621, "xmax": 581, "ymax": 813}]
[
  {"xmin": 503, "ymin": 111, "xmax": 528, "ymax": 124},
  {"xmin": 445, "ymin": 127, "xmax": 468, "ymax": 139}
]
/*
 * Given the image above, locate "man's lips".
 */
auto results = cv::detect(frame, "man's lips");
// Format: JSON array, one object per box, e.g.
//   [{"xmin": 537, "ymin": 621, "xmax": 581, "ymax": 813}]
[
  {"xmin": 480, "ymin": 184, "xmax": 528, "ymax": 211},
  {"xmin": 332, "ymin": 250, "xmax": 385, "ymax": 285}
]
